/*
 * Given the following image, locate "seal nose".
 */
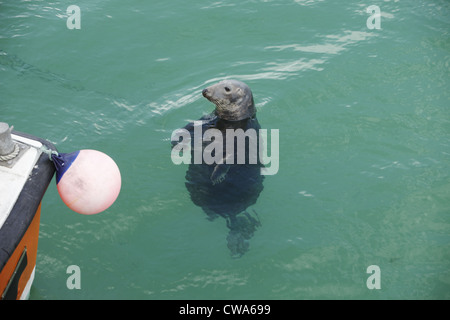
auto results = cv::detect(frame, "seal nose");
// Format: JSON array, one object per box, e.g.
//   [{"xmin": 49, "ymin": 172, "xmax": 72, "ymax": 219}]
[{"xmin": 202, "ymin": 88, "xmax": 208, "ymax": 97}]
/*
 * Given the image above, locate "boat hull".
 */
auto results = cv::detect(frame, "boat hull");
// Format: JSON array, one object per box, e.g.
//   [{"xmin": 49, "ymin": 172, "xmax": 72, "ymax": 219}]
[{"xmin": 0, "ymin": 131, "xmax": 56, "ymax": 300}]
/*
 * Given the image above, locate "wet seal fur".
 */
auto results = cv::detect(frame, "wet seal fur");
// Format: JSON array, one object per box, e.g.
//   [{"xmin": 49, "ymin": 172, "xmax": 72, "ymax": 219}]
[
  {"xmin": 202, "ymin": 79, "xmax": 256, "ymax": 121},
  {"xmin": 172, "ymin": 80, "xmax": 264, "ymax": 257}
]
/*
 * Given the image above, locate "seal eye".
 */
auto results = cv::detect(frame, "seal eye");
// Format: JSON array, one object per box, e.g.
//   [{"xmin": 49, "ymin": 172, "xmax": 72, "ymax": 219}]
[{"xmin": 224, "ymin": 86, "xmax": 231, "ymax": 93}]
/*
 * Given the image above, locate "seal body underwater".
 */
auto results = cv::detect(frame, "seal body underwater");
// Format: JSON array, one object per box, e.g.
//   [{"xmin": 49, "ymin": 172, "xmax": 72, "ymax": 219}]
[{"xmin": 172, "ymin": 79, "xmax": 265, "ymax": 257}]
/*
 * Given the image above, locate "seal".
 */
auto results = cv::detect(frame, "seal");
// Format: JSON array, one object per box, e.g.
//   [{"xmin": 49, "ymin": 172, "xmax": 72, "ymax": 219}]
[
  {"xmin": 202, "ymin": 79, "xmax": 256, "ymax": 121},
  {"xmin": 172, "ymin": 79, "xmax": 265, "ymax": 257}
]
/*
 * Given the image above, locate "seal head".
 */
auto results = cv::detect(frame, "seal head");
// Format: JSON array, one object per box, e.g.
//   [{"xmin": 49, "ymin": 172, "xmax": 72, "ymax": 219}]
[{"xmin": 202, "ymin": 79, "xmax": 256, "ymax": 121}]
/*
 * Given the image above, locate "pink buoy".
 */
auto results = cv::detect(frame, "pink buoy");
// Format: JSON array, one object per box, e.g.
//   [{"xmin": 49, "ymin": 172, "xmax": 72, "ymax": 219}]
[{"xmin": 51, "ymin": 149, "xmax": 121, "ymax": 215}]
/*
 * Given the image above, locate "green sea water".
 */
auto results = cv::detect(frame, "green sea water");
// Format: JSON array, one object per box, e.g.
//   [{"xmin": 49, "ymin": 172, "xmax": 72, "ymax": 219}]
[{"xmin": 1, "ymin": 0, "xmax": 449, "ymax": 300}]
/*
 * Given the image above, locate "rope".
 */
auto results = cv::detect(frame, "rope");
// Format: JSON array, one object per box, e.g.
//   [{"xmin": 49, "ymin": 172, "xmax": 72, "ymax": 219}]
[
  {"xmin": 0, "ymin": 143, "xmax": 59, "ymax": 162},
  {"xmin": 39, "ymin": 145, "xmax": 59, "ymax": 161},
  {"xmin": 0, "ymin": 143, "xmax": 20, "ymax": 161}
]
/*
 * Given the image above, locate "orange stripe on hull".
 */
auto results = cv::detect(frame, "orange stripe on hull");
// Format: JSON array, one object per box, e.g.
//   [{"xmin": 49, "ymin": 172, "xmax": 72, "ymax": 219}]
[{"xmin": 0, "ymin": 203, "xmax": 41, "ymax": 300}]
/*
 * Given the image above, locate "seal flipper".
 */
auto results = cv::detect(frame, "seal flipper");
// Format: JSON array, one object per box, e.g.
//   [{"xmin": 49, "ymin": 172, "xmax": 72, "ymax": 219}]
[
  {"xmin": 210, "ymin": 150, "xmax": 234, "ymax": 185},
  {"xmin": 225, "ymin": 210, "xmax": 261, "ymax": 258},
  {"xmin": 211, "ymin": 163, "xmax": 230, "ymax": 185}
]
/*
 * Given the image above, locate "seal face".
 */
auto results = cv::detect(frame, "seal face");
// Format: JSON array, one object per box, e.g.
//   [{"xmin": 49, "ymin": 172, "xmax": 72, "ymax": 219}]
[
  {"xmin": 172, "ymin": 79, "xmax": 264, "ymax": 258},
  {"xmin": 202, "ymin": 80, "xmax": 256, "ymax": 121}
]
